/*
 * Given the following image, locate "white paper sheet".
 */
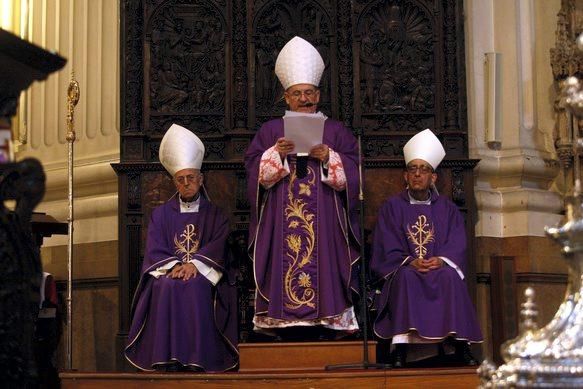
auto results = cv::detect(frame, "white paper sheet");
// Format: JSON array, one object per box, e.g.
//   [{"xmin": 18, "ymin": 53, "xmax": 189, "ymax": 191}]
[{"xmin": 283, "ymin": 113, "xmax": 325, "ymax": 154}]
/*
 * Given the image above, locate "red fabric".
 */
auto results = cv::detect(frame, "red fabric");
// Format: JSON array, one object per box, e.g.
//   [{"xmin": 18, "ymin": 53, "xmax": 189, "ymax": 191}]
[{"xmin": 44, "ymin": 274, "xmax": 58, "ymax": 306}]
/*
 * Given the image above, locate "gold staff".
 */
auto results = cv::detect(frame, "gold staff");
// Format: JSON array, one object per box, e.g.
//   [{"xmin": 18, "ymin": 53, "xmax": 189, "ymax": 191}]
[{"xmin": 66, "ymin": 72, "xmax": 79, "ymax": 371}]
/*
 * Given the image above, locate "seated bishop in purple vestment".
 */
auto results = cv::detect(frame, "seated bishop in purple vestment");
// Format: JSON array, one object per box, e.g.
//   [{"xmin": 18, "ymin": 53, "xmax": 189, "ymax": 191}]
[
  {"xmin": 125, "ymin": 124, "xmax": 238, "ymax": 372},
  {"xmin": 370, "ymin": 130, "xmax": 482, "ymax": 367},
  {"xmin": 244, "ymin": 37, "xmax": 361, "ymax": 338}
]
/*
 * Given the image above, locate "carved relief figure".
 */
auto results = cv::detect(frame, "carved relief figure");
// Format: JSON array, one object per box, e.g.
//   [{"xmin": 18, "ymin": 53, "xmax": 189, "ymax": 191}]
[
  {"xmin": 149, "ymin": 3, "xmax": 225, "ymax": 113},
  {"xmin": 358, "ymin": 1, "xmax": 433, "ymax": 113}
]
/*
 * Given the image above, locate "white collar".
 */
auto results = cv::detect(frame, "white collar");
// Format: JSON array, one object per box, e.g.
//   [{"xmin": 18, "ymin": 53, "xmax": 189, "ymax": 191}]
[
  {"xmin": 407, "ymin": 191, "xmax": 431, "ymax": 205},
  {"xmin": 179, "ymin": 195, "xmax": 200, "ymax": 213}
]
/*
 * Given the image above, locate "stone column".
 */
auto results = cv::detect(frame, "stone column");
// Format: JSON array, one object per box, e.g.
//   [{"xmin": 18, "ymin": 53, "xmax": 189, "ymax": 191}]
[{"xmin": 464, "ymin": 0, "xmax": 566, "ymax": 360}]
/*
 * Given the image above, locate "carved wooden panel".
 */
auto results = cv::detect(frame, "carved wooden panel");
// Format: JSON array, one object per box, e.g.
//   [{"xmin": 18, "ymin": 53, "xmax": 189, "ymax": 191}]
[
  {"xmin": 250, "ymin": 0, "xmax": 336, "ymax": 127},
  {"xmin": 352, "ymin": 0, "xmax": 467, "ymax": 158},
  {"xmin": 145, "ymin": 0, "xmax": 229, "ymax": 137},
  {"xmin": 116, "ymin": 0, "xmax": 472, "ymax": 369},
  {"xmin": 355, "ymin": 2, "xmax": 435, "ymax": 128}
]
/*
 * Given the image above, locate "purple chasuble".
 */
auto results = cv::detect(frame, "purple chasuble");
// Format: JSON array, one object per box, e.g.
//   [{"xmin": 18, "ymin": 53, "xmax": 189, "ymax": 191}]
[
  {"xmin": 370, "ymin": 190, "xmax": 483, "ymax": 342},
  {"xmin": 125, "ymin": 195, "xmax": 238, "ymax": 371},
  {"xmin": 245, "ymin": 118, "xmax": 361, "ymax": 324}
]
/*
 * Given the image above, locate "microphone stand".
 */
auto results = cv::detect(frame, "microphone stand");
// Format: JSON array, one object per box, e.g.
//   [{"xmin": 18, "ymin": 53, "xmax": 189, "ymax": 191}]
[{"xmin": 325, "ymin": 130, "xmax": 390, "ymax": 370}]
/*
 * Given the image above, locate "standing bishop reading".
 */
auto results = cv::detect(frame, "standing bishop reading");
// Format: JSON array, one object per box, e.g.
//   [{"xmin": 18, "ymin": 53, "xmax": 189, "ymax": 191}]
[{"xmin": 245, "ymin": 36, "xmax": 361, "ymax": 339}]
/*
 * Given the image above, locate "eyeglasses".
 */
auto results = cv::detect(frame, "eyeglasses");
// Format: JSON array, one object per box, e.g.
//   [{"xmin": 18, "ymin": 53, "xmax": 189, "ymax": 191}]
[
  {"xmin": 406, "ymin": 165, "xmax": 433, "ymax": 174},
  {"xmin": 174, "ymin": 174, "xmax": 200, "ymax": 185},
  {"xmin": 287, "ymin": 88, "xmax": 318, "ymax": 100}
]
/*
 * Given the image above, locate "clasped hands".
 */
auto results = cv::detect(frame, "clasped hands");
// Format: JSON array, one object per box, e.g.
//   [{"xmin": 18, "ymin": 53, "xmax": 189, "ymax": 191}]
[
  {"xmin": 167, "ymin": 262, "xmax": 198, "ymax": 280},
  {"xmin": 409, "ymin": 256, "xmax": 444, "ymax": 273},
  {"xmin": 275, "ymin": 137, "xmax": 329, "ymax": 163}
]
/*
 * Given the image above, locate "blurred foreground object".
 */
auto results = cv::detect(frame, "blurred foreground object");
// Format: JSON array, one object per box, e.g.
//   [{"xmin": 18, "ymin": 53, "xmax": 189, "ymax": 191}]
[
  {"xmin": 0, "ymin": 28, "xmax": 65, "ymax": 388},
  {"xmin": 478, "ymin": 31, "xmax": 583, "ymax": 388}
]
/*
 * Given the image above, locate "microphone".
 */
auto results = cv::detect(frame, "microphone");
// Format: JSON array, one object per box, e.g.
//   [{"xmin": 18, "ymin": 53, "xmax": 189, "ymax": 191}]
[{"xmin": 296, "ymin": 156, "xmax": 308, "ymax": 179}]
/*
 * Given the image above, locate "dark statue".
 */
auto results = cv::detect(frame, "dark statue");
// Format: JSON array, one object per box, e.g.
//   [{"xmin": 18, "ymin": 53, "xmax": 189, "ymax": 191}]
[{"xmin": 0, "ymin": 159, "xmax": 46, "ymax": 387}]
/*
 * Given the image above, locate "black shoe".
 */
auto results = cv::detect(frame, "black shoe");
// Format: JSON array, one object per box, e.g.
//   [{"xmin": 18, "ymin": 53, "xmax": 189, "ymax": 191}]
[
  {"xmin": 182, "ymin": 365, "xmax": 204, "ymax": 373},
  {"xmin": 165, "ymin": 362, "xmax": 182, "ymax": 372},
  {"xmin": 318, "ymin": 328, "xmax": 339, "ymax": 341},
  {"xmin": 456, "ymin": 342, "xmax": 478, "ymax": 366},
  {"xmin": 392, "ymin": 344, "xmax": 407, "ymax": 368}
]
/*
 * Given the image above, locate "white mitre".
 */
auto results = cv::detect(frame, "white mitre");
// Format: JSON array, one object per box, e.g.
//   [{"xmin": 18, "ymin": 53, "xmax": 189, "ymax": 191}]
[
  {"xmin": 159, "ymin": 123, "xmax": 205, "ymax": 176},
  {"xmin": 275, "ymin": 36, "xmax": 325, "ymax": 90},
  {"xmin": 403, "ymin": 129, "xmax": 446, "ymax": 169}
]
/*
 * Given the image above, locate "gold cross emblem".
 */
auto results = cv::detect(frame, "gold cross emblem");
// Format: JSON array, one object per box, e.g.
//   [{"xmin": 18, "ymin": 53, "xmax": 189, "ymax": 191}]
[
  {"xmin": 173, "ymin": 224, "xmax": 200, "ymax": 262},
  {"xmin": 406, "ymin": 215, "xmax": 435, "ymax": 259}
]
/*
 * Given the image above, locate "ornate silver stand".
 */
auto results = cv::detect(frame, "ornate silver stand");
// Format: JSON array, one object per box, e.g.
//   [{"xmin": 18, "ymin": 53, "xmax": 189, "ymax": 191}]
[
  {"xmin": 479, "ymin": 186, "xmax": 583, "ymax": 387},
  {"xmin": 478, "ymin": 34, "xmax": 583, "ymax": 388}
]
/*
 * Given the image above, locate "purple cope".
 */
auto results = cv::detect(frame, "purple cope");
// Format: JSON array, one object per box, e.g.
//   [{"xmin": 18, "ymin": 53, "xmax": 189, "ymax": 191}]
[
  {"xmin": 244, "ymin": 118, "xmax": 361, "ymax": 329},
  {"xmin": 371, "ymin": 190, "xmax": 483, "ymax": 342},
  {"xmin": 125, "ymin": 195, "xmax": 238, "ymax": 371}
]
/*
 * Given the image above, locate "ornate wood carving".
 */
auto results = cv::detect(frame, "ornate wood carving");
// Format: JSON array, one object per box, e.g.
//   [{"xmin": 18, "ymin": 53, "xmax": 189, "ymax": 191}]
[
  {"xmin": 451, "ymin": 167, "xmax": 465, "ymax": 206},
  {"xmin": 337, "ymin": 0, "xmax": 353, "ymax": 126},
  {"xmin": 233, "ymin": 0, "xmax": 248, "ymax": 130},
  {"xmin": 127, "ymin": 173, "xmax": 142, "ymax": 211},
  {"xmin": 117, "ymin": 0, "xmax": 472, "ymax": 368},
  {"xmin": 355, "ymin": 2, "xmax": 434, "ymax": 120},
  {"xmin": 351, "ymin": 0, "xmax": 467, "ymax": 158},
  {"xmin": 145, "ymin": 0, "xmax": 229, "ymax": 137},
  {"xmin": 121, "ymin": 1, "xmax": 144, "ymax": 135},
  {"xmin": 551, "ymin": 0, "xmax": 583, "ymax": 172}
]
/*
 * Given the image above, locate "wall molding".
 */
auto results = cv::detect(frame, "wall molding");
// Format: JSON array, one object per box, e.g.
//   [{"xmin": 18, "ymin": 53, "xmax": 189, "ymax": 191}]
[
  {"xmin": 516, "ymin": 272, "xmax": 568, "ymax": 284},
  {"xmin": 476, "ymin": 272, "xmax": 567, "ymax": 285},
  {"xmin": 56, "ymin": 276, "xmax": 118, "ymax": 291}
]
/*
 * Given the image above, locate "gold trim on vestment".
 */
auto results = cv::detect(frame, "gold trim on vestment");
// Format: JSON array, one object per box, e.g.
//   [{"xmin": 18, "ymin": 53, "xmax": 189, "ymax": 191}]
[{"xmin": 283, "ymin": 166, "xmax": 317, "ymax": 309}]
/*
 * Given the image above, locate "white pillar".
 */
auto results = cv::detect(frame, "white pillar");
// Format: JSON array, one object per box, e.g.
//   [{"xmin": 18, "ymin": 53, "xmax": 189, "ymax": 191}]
[{"xmin": 465, "ymin": 0, "xmax": 563, "ymax": 238}]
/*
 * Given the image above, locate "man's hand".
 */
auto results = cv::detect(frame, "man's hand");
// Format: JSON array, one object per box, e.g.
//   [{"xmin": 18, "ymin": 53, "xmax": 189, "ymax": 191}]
[
  {"xmin": 424, "ymin": 256, "xmax": 444, "ymax": 270},
  {"xmin": 409, "ymin": 256, "xmax": 444, "ymax": 273},
  {"xmin": 309, "ymin": 144, "xmax": 329, "ymax": 163},
  {"xmin": 168, "ymin": 262, "xmax": 198, "ymax": 280},
  {"xmin": 181, "ymin": 262, "xmax": 198, "ymax": 280},
  {"xmin": 275, "ymin": 137, "xmax": 295, "ymax": 159},
  {"xmin": 409, "ymin": 258, "xmax": 429, "ymax": 273}
]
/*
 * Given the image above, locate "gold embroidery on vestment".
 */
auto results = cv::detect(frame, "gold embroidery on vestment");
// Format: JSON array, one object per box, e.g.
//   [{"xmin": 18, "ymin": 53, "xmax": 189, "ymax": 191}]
[
  {"xmin": 174, "ymin": 224, "xmax": 200, "ymax": 262},
  {"xmin": 406, "ymin": 215, "xmax": 434, "ymax": 259},
  {"xmin": 284, "ymin": 166, "xmax": 316, "ymax": 309}
]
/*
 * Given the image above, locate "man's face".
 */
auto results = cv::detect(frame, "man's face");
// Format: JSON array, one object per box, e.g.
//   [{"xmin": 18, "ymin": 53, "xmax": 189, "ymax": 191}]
[
  {"xmin": 284, "ymin": 83, "xmax": 320, "ymax": 113},
  {"xmin": 173, "ymin": 168, "xmax": 203, "ymax": 201},
  {"xmin": 403, "ymin": 159, "xmax": 436, "ymax": 192}
]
